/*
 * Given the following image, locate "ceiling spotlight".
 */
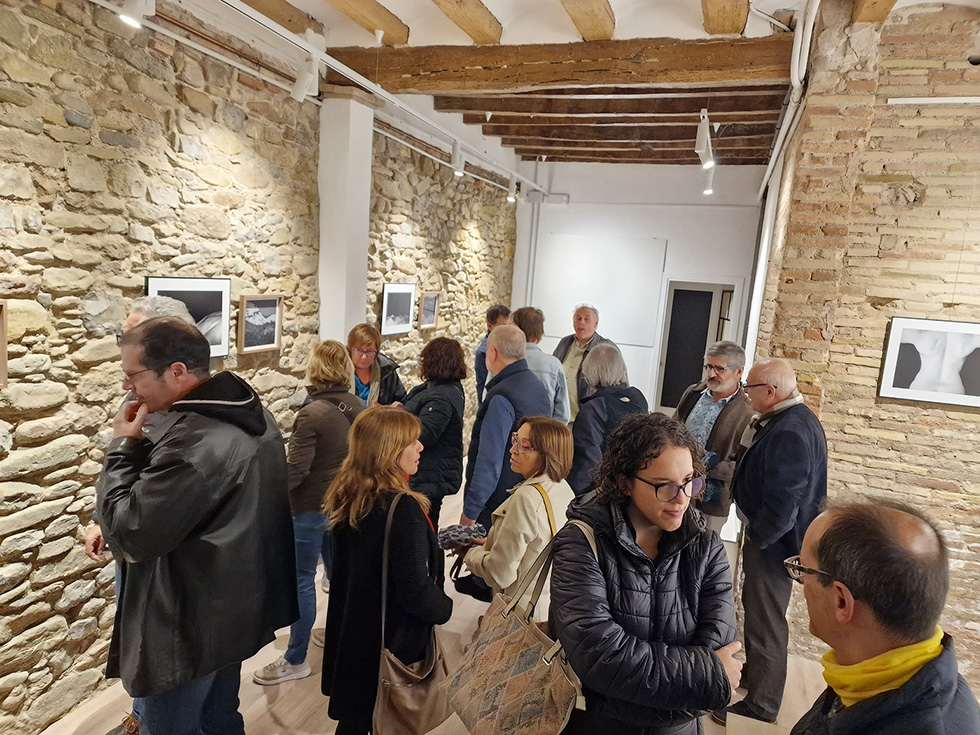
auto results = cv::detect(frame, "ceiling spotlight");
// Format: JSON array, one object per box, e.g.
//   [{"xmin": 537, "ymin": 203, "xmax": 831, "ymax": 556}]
[
  {"xmin": 290, "ymin": 56, "xmax": 318, "ymax": 102},
  {"xmin": 375, "ymin": 29, "xmax": 385, "ymax": 46},
  {"xmin": 506, "ymin": 176, "xmax": 517, "ymax": 203},
  {"xmin": 451, "ymin": 141, "xmax": 465, "ymax": 177},
  {"xmin": 695, "ymin": 108, "xmax": 715, "ymax": 170},
  {"xmin": 118, "ymin": 0, "xmax": 155, "ymax": 28},
  {"xmin": 703, "ymin": 166, "xmax": 714, "ymax": 196}
]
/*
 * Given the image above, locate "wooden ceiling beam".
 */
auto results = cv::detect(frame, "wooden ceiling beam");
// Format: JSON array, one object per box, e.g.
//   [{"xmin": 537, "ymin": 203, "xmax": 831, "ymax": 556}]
[
  {"xmin": 700, "ymin": 0, "xmax": 748, "ymax": 34},
  {"xmin": 240, "ymin": 0, "xmax": 323, "ymax": 34},
  {"xmin": 501, "ymin": 135, "xmax": 774, "ymax": 150},
  {"xmin": 436, "ymin": 92, "xmax": 786, "ymax": 115},
  {"xmin": 483, "ymin": 121, "xmax": 775, "ymax": 141},
  {"xmin": 507, "ymin": 82, "xmax": 790, "ymax": 96},
  {"xmin": 323, "ymin": 0, "xmax": 409, "ymax": 46},
  {"xmin": 516, "ymin": 147, "xmax": 771, "ymax": 158},
  {"xmin": 519, "ymin": 152, "xmax": 769, "ymax": 164},
  {"xmin": 324, "ymin": 35, "xmax": 794, "ymax": 93},
  {"xmin": 429, "ymin": 0, "xmax": 502, "ymax": 44},
  {"xmin": 852, "ymin": 0, "xmax": 899, "ymax": 22},
  {"xmin": 560, "ymin": 0, "xmax": 616, "ymax": 41},
  {"xmin": 464, "ymin": 110, "xmax": 782, "ymax": 126}
]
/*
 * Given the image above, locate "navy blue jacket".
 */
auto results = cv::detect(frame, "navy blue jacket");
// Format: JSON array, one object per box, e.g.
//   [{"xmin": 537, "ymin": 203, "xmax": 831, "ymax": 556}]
[
  {"xmin": 731, "ymin": 402, "xmax": 827, "ymax": 560},
  {"xmin": 791, "ymin": 635, "xmax": 980, "ymax": 734},
  {"xmin": 474, "ymin": 331, "xmax": 489, "ymax": 403}
]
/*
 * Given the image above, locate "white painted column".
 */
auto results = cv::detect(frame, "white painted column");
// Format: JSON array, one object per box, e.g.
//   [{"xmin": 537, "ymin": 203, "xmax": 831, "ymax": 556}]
[{"xmin": 317, "ymin": 98, "xmax": 375, "ymax": 340}]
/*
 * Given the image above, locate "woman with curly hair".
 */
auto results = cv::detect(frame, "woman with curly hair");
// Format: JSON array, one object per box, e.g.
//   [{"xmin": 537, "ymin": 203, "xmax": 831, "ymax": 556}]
[
  {"xmin": 550, "ymin": 412, "xmax": 741, "ymax": 734},
  {"xmin": 321, "ymin": 407, "xmax": 453, "ymax": 734}
]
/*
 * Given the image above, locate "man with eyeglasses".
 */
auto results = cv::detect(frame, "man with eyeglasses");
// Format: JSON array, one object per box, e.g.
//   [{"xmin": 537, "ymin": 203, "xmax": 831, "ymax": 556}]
[
  {"xmin": 712, "ymin": 358, "xmax": 827, "ymax": 727},
  {"xmin": 789, "ymin": 502, "xmax": 979, "ymax": 734},
  {"xmin": 673, "ymin": 341, "xmax": 754, "ymax": 535}
]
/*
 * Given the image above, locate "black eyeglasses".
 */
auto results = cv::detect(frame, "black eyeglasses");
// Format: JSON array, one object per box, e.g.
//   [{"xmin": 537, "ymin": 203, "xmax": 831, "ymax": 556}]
[
  {"xmin": 783, "ymin": 555, "xmax": 834, "ymax": 584},
  {"xmin": 703, "ymin": 364, "xmax": 732, "ymax": 374},
  {"xmin": 744, "ymin": 383, "xmax": 771, "ymax": 391},
  {"xmin": 632, "ymin": 475, "xmax": 706, "ymax": 502},
  {"xmin": 115, "ymin": 328, "xmax": 124, "ymax": 345}
]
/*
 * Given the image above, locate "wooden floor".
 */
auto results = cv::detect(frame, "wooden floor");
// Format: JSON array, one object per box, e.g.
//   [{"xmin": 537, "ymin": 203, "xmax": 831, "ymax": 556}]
[{"xmin": 45, "ymin": 491, "xmax": 826, "ymax": 735}]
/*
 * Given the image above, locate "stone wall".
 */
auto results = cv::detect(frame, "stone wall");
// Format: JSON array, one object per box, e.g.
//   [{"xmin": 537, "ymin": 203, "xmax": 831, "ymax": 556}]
[
  {"xmin": 366, "ymin": 133, "xmax": 516, "ymax": 428},
  {"xmin": 0, "ymin": 2, "xmax": 320, "ymax": 733},
  {"xmin": 758, "ymin": 0, "xmax": 980, "ymax": 686}
]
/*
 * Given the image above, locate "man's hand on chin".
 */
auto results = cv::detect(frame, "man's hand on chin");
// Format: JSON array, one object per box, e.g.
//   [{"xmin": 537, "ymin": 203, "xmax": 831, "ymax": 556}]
[{"xmin": 113, "ymin": 400, "xmax": 149, "ymax": 439}]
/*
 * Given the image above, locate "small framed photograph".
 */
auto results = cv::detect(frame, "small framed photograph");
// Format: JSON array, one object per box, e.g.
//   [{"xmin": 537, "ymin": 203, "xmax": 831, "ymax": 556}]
[
  {"xmin": 146, "ymin": 276, "xmax": 231, "ymax": 358},
  {"xmin": 880, "ymin": 316, "xmax": 980, "ymax": 408},
  {"xmin": 0, "ymin": 299, "xmax": 7, "ymax": 388},
  {"xmin": 419, "ymin": 291, "xmax": 440, "ymax": 330},
  {"xmin": 238, "ymin": 294, "xmax": 284, "ymax": 354},
  {"xmin": 381, "ymin": 283, "xmax": 416, "ymax": 336}
]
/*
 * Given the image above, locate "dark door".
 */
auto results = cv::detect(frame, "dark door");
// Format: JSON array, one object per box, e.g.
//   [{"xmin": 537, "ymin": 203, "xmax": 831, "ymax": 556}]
[{"xmin": 659, "ymin": 289, "xmax": 713, "ymax": 408}]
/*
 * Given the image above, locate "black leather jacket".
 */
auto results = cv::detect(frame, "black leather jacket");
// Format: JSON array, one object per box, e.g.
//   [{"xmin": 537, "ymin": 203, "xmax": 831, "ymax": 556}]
[{"xmin": 550, "ymin": 493, "xmax": 736, "ymax": 729}]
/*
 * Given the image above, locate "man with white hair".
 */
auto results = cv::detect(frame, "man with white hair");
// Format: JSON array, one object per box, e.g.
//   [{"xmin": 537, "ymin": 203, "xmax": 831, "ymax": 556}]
[
  {"xmin": 713, "ymin": 358, "xmax": 827, "ymax": 727},
  {"xmin": 553, "ymin": 304, "xmax": 616, "ymax": 421},
  {"xmin": 461, "ymin": 324, "xmax": 551, "ymax": 529}
]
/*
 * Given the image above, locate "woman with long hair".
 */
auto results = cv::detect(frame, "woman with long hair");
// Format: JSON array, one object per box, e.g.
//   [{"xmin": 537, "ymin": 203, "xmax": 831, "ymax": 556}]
[
  {"xmin": 321, "ymin": 407, "xmax": 453, "ymax": 735},
  {"xmin": 346, "ymin": 323, "xmax": 407, "ymax": 406},
  {"xmin": 551, "ymin": 412, "xmax": 741, "ymax": 734}
]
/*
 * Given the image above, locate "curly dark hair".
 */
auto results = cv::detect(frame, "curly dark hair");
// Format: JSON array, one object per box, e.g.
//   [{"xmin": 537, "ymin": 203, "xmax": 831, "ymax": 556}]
[
  {"xmin": 420, "ymin": 337, "xmax": 467, "ymax": 381},
  {"xmin": 594, "ymin": 413, "xmax": 706, "ymax": 505}
]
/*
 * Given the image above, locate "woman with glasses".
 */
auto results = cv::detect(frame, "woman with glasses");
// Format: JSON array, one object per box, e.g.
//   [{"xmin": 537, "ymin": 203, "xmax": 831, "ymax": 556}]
[
  {"xmin": 463, "ymin": 416, "xmax": 574, "ymax": 622},
  {"xmin": 551, "ymin": 412, "xmax": 741, "ymax": 734},
  {"xmin": 346, "ymin": 323, "xmax": 407, "ymax": 406}
]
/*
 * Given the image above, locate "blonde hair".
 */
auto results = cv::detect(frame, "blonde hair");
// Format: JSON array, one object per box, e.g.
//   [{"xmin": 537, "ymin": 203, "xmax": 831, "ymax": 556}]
[
  {"xmin": 346, "ymin": 323, "xmax": 381, "ymax": 352},
  {"xmin": 307, "ymin": 340, "xmax": 355, "ymax": 391},
  {"xmin": 519, "ymin": 416, "xmax": 573, "ymax": 482},
  {"xmin": 324, "ymin": 406, "xmax": 429, "ymax": 528}
]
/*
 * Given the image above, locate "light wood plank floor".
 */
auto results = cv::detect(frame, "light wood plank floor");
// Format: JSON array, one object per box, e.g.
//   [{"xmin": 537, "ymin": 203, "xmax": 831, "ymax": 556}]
[{"xmin": 45, "ymin": 491, "xmax": 825, "ymax": 735}]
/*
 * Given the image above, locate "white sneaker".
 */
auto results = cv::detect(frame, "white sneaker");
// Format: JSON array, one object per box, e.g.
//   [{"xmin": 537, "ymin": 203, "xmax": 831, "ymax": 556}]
[
  {"xmin": 252, "ymin": 656, "xmax": 311, "ymax": 685},
  {"xmin": 311, "ymin": 628, "xmax": 325, "ymax": 647}
]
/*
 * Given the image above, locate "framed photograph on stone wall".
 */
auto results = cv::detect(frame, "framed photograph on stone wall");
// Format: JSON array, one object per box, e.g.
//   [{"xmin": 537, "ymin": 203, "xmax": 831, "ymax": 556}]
[
  {"xmin": 238, "ymin": 294, "xmax": 284, "ymax": 354},
  {"xmin": 419, "ymin": 291, "xmax": 440, "ymax": 330},
  {"xmin": 880, "ymin": 316, "xmax": 980, "ymax": 409},
  {"xmin": 146, "ymin": 276, "xmax": 231, "ymax": 358},
  {"xmin": 0, "ymin": 299, "xmax": 7, "ymax": 389},
  {"xmin": 381, "ymin": 283, "xmax": 415, "ymax": 336}
]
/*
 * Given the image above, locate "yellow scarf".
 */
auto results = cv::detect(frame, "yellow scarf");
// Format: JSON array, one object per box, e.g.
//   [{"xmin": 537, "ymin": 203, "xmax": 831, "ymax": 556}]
[{"xmin": 821, "ymin": 627, "xmax": 944, "ymax": 707}]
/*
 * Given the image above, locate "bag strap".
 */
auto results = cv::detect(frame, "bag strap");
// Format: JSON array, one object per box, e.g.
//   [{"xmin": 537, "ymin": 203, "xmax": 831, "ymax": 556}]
[
  {"xmin": 530, "ymin": 483, "xmax": 557, "ymax": 537},
  {"xmin": 379, "ymin": 492, "xmax": 404, "ymax": 651},
  {"xmin": 525, "ymin": 518, "xmax": 598, "ymax": 616}
]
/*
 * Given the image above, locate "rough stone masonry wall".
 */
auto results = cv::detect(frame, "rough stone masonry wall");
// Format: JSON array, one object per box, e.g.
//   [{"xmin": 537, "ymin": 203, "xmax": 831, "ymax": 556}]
[
  {"xmin": 758, "ymin": 0, "xmax": 980, "ymax": 686},
  {"xmin": 366, "ymin": 133, "xmax": 516, "ymax": 429},
  {"xmin": 0, "ymin": 2, "xmax": 321, "ymax": 733}
]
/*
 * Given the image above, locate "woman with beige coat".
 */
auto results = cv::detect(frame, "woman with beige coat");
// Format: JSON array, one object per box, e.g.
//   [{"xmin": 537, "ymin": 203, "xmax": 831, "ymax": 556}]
[{"xmin": 464, "ymin": 416, "xmax": 574, "ymax": 622}]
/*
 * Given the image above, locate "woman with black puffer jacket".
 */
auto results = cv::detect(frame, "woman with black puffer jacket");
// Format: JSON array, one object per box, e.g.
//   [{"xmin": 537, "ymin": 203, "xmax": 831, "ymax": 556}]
[{"xmin": 550, "ymin": 412, "xmax": 741, "ymax": 735}]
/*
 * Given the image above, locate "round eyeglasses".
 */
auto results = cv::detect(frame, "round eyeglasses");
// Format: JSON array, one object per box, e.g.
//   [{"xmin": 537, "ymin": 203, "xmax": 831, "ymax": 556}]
[
  {"xmin": 632, "ymin": 475, "xmax": 706, "ymax": 502},
  {"xmin": 510, "ymin": 433, "xmax": 534, "ymax": 454}
]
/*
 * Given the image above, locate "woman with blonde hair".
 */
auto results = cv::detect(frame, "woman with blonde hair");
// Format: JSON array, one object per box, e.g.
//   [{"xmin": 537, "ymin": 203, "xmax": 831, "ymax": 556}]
[
  {"xmin": 464, "ymin": 416, "xmax": 574, "ymax": 622},
  {"xmin": 321, "ymin": 407, "xmax": 453, "ymax": 735},
  {"xmin": 346, "ymin": 323, "xmax": 407, "ymax": 406},
  {"xmin": 253, "ymin": 340, "xmax": 363, "ymax": 686}
]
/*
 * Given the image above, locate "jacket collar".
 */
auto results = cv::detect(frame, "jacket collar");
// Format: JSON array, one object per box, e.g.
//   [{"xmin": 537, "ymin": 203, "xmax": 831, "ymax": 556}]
[{"xmin": 485, "ymin": 358, "xmax": 529, "ymax": 391}]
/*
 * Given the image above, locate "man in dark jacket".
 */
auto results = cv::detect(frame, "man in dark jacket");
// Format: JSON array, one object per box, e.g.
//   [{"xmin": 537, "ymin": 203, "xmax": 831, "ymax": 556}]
[
  {"xmin": 461, "ymin": 324, "xmax": 551, "ymax": 529},
  {"xmin": 474, "ymin": 303, "xmax": 511, "ymax": 404},
  {"xmin": 552, "ymin": 303, "xmax": 616, "ymax": 421},
  {"xmin": 790, "ymin": 502, "xmax": 979, "ymax": 735},
  {"xmin": 714, "ymin": 358, "xmax": 827, "ymax": 726},
  {"xmin": 673, "ymin": 341, "xmax": 754, "ymax": 535},
  {"xmin": 97, "ymin": 317, "xmax": 297, "ymax": 734}
]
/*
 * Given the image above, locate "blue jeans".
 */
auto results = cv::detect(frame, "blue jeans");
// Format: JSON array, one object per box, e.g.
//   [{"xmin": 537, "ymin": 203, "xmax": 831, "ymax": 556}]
[
  {"xmin": 285, "ymin": 511, "xmax": 327, "ymax": 665},
  {"xmin": 140, "ymin": 662, "xmax": 244, "ymax": 735}
]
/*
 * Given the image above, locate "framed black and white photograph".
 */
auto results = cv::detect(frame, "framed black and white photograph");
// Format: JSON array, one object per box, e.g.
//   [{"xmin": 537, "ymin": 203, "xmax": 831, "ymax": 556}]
[
  {"xmin": 419, "ymin": 291, "xmax": 440, "ymax": 330},
  {"xmin": 381, "ymin": 283, "xmax": 415, "ymax": 336},
  {"xmin": 146, "ymin": 276, "xmax": 231, "ymax": 357},
  {"xmin": 238, "ymin": 294, "xmax": 284, "ymax": 354},
  {"xmin": 880, "ymin": 317, "xmax": 980, "ymax": 408}
]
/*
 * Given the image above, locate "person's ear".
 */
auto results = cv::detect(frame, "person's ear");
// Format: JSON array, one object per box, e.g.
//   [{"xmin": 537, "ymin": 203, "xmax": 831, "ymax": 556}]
[
  {"xmin": 832, "ymin": 581, "xmax": 857, "ymax": 625},
  {"xmin": 170, "ymin": 362, "xmax": 189, "ymax": 379},
  {"xmin": 735, "ymin": 366, "xmax": 744, "ymax": 381}
]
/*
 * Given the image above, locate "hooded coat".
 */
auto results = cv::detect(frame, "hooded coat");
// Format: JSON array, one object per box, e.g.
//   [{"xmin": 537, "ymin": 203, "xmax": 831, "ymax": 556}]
[
  {"xmin": 97, "ymin": 372, "xmax": 298, "ymax": 698},
  {"xmin": 402, "ymin": 379, "xmax": 465, "ymax": 501}
]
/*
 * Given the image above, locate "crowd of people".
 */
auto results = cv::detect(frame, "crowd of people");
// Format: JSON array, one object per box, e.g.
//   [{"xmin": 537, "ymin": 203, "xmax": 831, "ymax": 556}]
[{"xmin": 88, "ymin": 298, "xmax": 979, "ymax": 735}]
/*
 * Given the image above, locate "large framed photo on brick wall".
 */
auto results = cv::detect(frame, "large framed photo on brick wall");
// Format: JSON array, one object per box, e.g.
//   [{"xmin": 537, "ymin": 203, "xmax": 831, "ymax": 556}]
[
  {"xmin": 146, "ymin": 276, "xmax": 231, "ymax": 358},
  {"xmin": 880, "ymin": 317, "xmax": 980, "ymax": 408}
]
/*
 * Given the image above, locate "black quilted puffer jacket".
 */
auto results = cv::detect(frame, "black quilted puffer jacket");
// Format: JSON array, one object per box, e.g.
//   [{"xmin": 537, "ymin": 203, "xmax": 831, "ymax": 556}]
[{"xmin": 549, "ymin": 493, "xmax": 737, "ymax": 729}]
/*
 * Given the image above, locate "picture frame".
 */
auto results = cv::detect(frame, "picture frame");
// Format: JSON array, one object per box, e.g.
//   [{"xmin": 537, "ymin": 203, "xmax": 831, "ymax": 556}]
[
  {"xmin": 380, "ymin": 283, "xmax": 416, "ymax": 336},
  {"xmin": 419, "ymin": 291, "xmax": 440, "ymax": 330},
  {"xmin": 146, "ymin": 276, "xmax": 231, "ymax": 357},
  {"xmin": 0, "ymin": 299, "xmax": 7, "ymax": 389},
  {"xmin": 238, "ymin": 294, "xmax": 284, "ymax": 354},
  {"xmin": 879, "ymin": 316, "xmax": 980, "ymax": 409}
]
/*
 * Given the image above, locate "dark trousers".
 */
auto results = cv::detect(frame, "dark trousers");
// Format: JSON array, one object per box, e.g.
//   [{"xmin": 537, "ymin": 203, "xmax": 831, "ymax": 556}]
[
  {"xmin": 140, "ymin": 662, "xmax": 244, "ymax": 735},
  {"xmin": 740, "ymin": 538, "xmax": 793, "ymax": 721},
  {"xmin": 562, "ymin": 708, "xmax": 701, "ymax": 735}
]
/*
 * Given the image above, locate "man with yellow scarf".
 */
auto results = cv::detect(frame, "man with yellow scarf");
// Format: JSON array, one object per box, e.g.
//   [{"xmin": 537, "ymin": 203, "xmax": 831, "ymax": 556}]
[{"xmin": 790, "ymin": 501, "xmax": 979, "ymax": 734}]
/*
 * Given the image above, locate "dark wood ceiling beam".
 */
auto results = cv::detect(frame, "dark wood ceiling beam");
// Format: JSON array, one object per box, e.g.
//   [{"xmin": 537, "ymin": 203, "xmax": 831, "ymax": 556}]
[
  {"xmin": 429, "ymin": 0, "xmax": 502, "ymax": 45},
  {"xmin": 500, "ymin": 135, "xmax": 775, "ymax": 149},
  {"xmin": 465, "ymin": 111, "xmax": 781, "ymax": 126},
  {"xmin": 324, "ymin": 35, "xmax": 794, "ymax": 93},
  {"xmin": 701, "ymin": 0, "xmax": 748, "ymax": 34},
  {"xmin": 516, "ymin": 147, "xmax": 771, "ymax": 159},
  {"xmin": 240, "ymin": 0, "xmax": 323, "ymax": 34},
  {"xmin": 560, "ymin": 0, "xmax": 616, "ymax": 41},
  {"xmin": 436, "ymin": 92, "xmax": 786, "ymax": 115},
  {"xmin": 483, "ymin": 121, "xmax": 774, "ymax": 141},
  {"xmin": 504, "ymin": 83, "xmax": 789, "ymax": 96},
  {"xmin": 519, "ymin": 152, "xmax": 769, "ymax": 164},
  {"xmin": 323, "ymin": 0, "xmax": 409, "ymax": 46}
]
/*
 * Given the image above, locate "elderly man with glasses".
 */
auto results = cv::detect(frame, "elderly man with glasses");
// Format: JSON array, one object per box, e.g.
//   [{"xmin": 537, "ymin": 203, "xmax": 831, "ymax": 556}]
[
  {"xmin": 712, "ymin": 357, "xmax": 827, "ymax": 727},
  {"xmin": 673, "ymin": 341, "xmax": 754, "ymax": 535}
]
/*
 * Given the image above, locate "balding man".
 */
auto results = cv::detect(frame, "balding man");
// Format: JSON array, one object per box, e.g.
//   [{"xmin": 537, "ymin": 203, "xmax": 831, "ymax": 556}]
[
  {"xmin": 713, "ymin": 358, "xmax": 827, "ymax": 726},
  {"xmin": 461, "ymin": 324, "xmax": 551, "ymax": 529},
  {"xmin": 790, "ymin": 502, "xmax": 979, "ymax": 734},
  {"xmin": 553, "ymin": 304, "xmax": 616, "ymax": 421}
]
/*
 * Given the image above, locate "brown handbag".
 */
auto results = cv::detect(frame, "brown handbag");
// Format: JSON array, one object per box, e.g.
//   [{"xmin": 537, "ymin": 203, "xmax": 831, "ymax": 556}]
[{"xmin": 372, "ymin": 493, "xmax": 452, "ymax": 735}]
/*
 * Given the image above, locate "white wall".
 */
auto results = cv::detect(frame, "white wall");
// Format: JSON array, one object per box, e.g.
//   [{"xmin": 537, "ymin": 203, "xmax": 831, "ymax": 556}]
[{"xmin": 514, "ymin": 162, "xmax": 765, "ymax": 410}]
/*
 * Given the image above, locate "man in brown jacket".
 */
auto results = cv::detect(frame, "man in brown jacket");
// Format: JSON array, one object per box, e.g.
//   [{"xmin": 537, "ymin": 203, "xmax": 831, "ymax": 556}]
[{"xmin": 673, "ymin": 341, "xmax": 754, "ymax": 534}]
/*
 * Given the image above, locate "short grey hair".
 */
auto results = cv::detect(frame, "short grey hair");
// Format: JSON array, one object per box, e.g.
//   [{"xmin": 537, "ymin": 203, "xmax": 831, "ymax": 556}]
[
  {"xmin": 581, "ymin": 343, "xmax": 628, "ymax": 389},
  {"xmin": 574, "ymin": 303, "xmax": 599, "ymax": 320},
  {"xmin": 488, "ymin": 324, "xmax": 526, "ymax": 362},
  {"xmin": 705, "ymin": 341, "xmax": 745, "ymax": 370},
  {"xmin": 130, "ymin": 296, "xmax": 195, "ymax": 325}
]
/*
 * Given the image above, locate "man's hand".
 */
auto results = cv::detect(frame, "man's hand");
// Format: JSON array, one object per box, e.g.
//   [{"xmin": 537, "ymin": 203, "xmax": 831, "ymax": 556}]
[
  {"xmin": 715, "ymin": 641, "xmax": 743, "ymax": 691},
  {"xmin": 112, "ymin": 399, "xmax": 148, "ymax": 439},
  {"xmin": 84, "ymin": 524, "xmax": 107, "ymax": 561},
  {"xmin": 459, "ymin": 513, "xmax": 476, "ymax": 527}
]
